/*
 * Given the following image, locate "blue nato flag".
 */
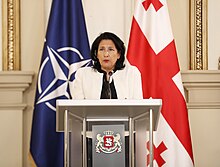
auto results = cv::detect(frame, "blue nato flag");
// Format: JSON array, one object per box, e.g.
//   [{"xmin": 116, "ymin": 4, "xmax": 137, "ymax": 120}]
[{"xmin": 30, "ymin": 0, "xmax": 91, "ymax": 166}]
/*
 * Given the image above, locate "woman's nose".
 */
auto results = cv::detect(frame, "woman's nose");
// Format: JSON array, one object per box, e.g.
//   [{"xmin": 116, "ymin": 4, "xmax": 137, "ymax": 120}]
[{"xmin": 104, "ymin": 51, "xmax": 110, "ymax": 56}]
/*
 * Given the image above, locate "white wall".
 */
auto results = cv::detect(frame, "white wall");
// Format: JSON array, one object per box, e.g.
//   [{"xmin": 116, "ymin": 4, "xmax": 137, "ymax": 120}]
[
  {"xmin": 208, "ymin": 0, "xmax": 220, "ymax": 69},
  {"xmin": 0, "ymin": 0, "xmax": 2, "ymax": 70},
  {"xmin": 190, "ymin": 109, "xmax": 220, "ymax": 166},
  {"xmin": 167, "ymin": 0, "xmax": 189, "ymax": 70},
  {"xmin": 83, "ymin": 0, "xmax": 133, "ymax": 47}
]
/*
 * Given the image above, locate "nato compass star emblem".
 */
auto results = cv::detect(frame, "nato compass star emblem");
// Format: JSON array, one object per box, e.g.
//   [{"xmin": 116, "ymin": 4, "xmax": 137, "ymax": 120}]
[{"xmin": 36, "ymin": 44, "xmax": 91, "ymax": 111}]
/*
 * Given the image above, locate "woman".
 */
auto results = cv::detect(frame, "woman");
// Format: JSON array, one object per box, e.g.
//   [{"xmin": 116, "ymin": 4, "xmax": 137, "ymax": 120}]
[{"xmin": 70, "ymin": 32, "xmax": 143, "ymax": 99}]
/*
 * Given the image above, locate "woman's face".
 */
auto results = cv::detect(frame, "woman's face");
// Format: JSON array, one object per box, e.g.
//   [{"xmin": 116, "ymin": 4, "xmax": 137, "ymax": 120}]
[{"xmin": 97, "ymin": 39, "xmax": 120, "ymax": 73}]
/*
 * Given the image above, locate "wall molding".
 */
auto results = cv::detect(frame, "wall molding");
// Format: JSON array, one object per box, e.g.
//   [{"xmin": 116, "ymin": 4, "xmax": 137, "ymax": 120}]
[
  {"xmin": 182, "ymin": 70, "xmax": 220, "ymax": 109},
  {"xmin": 0, "ymin": 71, "xmax": 34, "ymax": 167}
]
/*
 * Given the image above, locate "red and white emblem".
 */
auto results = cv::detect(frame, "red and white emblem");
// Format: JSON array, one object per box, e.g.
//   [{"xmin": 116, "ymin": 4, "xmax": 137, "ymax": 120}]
[{"xmin": 95, "ymin": 130, "xmax": 122, "ymax": 154}]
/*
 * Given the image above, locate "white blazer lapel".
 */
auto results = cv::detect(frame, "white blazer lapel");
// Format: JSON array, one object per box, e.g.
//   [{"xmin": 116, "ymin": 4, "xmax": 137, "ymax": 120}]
[
  {"xmin": 113, "ymin": 70, "xmax": 128, "ymax": 99},
  {"xmin": 87, "ymin": 71, "xmax": 103, "ymax": 99}
]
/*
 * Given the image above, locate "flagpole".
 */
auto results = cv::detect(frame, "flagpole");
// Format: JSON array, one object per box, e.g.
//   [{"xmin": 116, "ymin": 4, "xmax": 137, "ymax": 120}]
[
  {"xmin": 64, "ymin": 109, "xmax": 69, "ymax": 167},
  {"xmin": 83, "ymin": 118, "xmax": 87, "ymax": 167},
  {"xmin": 149, "ymin": 108, "xmax": 153, "ymax": 167},
  {"xmin": 129, "ymin": 118, "xmax": 134, "ymax": 167}
]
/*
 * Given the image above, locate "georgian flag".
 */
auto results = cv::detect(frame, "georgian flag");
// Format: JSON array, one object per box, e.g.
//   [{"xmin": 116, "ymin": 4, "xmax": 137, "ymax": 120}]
[{"xmin": 127, "ymin": 0, "xmax": 194, "ymax": 166}]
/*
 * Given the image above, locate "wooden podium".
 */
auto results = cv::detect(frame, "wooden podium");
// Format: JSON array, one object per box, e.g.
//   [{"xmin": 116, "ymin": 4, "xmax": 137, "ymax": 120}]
[{"xmin": 56, "ymin": 99, "xmax": 162, "ymax": 167}]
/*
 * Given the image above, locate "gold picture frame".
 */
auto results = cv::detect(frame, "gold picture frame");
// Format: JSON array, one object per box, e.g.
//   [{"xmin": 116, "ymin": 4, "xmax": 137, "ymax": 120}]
[
  {"xmin": 190, "ymin": 0, "xmax": 208, "ymax": 70},
  {"xmin": 2, "ymin": 0, "xmax": 20, "ymax": 71}
]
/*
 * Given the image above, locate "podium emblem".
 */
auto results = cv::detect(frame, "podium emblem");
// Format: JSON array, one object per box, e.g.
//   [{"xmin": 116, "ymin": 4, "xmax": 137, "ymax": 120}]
[{"xmin": 95, "ymin": 130, "xmax": 122, "ymax": 154}]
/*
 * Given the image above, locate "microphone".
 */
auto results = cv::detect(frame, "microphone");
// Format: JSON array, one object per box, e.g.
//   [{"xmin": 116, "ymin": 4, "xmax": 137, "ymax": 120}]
[
  {"xmin": 108, "ymin": 71, "xmax": 114, "ymax": 83},
  {"xmin": 108, "ymin": 71, "xmax": 113, "ymax": 76}
]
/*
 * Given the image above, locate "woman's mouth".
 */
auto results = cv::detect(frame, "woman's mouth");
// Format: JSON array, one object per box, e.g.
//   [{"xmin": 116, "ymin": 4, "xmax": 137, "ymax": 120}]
[{"xmin": 103, "ymin": 60, "xmax": 109, "ymax": 63}]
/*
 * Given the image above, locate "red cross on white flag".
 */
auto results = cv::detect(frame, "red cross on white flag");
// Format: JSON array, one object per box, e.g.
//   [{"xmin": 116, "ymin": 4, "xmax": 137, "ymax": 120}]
[{"xmin": 127, "ymin": 0, "xmax": 194, "ymax": 166}]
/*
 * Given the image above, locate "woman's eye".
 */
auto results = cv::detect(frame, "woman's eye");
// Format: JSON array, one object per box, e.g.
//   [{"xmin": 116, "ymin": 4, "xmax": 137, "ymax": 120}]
[{"xmin": 109, "ymin": 48, "xmax": 116, "ymax": 52}]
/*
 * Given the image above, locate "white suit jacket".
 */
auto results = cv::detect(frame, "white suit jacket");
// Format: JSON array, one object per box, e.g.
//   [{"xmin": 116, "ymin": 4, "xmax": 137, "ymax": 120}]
[{"xmin": 70, "ymin": 64, "xmax": 143, "ymax": 99}]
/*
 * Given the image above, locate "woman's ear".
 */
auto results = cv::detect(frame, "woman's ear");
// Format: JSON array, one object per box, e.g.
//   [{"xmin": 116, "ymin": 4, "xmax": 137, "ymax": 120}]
[
  {"xmin": 117, "ymin": 52, "xmax": 120, "ymax": 59},
  {"xmin": 94, "ymin": 50, "xmax": 98, "ymax": 60}
]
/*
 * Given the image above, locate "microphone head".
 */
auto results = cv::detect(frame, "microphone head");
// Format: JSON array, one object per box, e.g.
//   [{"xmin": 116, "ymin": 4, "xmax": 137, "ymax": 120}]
[
  {"xmin": 108, "ymin": 71, "xmax": 113, "ymax": 76},
  {"xmin": 108, "ymin": 71, "xmax": 114, "ymax": 83}
]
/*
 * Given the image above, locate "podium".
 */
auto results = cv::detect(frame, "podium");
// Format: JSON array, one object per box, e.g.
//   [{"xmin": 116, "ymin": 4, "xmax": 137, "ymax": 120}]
[{"xmin": 56, "ymin": 99, "xmax": 162, "ymax": 167}]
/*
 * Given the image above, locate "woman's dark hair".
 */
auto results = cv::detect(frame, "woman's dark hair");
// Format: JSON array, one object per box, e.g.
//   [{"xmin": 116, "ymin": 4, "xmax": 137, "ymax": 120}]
[{"xmin": 91, "ymin": 32, "xmax": 125, "ymax": 71}]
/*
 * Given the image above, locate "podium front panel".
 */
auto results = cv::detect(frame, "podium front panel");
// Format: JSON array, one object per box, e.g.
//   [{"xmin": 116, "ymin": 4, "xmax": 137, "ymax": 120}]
[{"xmin": 92, "ymin": 124, "xmax": 125, "ymax": 167}]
